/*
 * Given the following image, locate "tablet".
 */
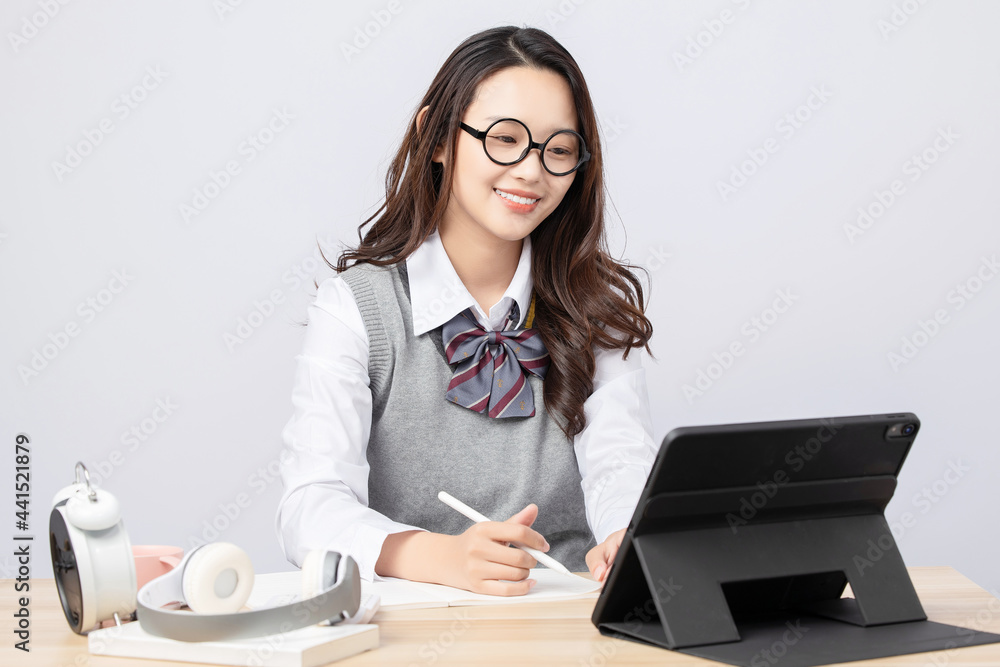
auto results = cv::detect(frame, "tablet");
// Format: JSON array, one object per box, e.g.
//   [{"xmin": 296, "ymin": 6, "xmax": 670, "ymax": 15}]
[
  {"xmin": 631, "ymin": 412, "xmax": 916, "ymax": 511},
  {"xmin": 591, "ymin": 412, "xmax": 930, "ymax": 655}
]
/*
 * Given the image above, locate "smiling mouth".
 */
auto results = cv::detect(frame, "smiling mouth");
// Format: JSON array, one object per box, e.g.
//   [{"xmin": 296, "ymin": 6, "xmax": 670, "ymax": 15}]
[{"xmin": 494, "ymin": 188, "xmax": 541, "ymax": 205}]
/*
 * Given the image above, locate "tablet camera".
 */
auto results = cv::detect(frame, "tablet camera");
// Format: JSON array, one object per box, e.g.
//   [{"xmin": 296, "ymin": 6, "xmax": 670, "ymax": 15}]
[{"xmin": 885, "ymin": 422, "xmax": 918, "ymax": 439}]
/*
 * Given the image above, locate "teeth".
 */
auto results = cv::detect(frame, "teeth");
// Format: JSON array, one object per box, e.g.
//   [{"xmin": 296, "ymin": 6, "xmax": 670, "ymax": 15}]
[{"xmin": 495, "ymin": 188, "xmax": 539, "ymax": 205}]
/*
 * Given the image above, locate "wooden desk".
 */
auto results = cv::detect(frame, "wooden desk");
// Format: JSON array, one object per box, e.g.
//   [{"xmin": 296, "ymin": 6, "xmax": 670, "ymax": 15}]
[{"xmin": 5, "ymin": 567, "xmax": 1000, "ymax": 666}]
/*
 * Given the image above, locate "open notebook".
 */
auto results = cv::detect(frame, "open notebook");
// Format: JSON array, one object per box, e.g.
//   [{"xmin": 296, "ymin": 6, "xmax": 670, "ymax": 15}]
[{"xmin": 246, "ymin": 568, "xmax": 602, "ymax": 612}]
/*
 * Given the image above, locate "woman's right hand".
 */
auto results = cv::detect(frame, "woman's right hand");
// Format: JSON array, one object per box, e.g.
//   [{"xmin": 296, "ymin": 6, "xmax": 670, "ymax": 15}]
[
  {"xmin": 375, "ymin": 504, "xmax": 550, "ymax": 596},
  {"xmin": 439, "ymin": 503, "xmax": 549, "ymax": 595}
]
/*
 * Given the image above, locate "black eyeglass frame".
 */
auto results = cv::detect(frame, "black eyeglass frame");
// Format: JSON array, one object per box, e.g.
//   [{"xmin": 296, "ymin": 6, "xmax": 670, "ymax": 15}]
[{"xmin": 459, "ymin": 118, "xmax": 591, "ymax": 176}]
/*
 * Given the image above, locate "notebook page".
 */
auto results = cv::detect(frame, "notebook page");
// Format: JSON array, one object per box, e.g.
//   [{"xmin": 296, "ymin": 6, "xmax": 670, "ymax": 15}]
[
  {"xmin": 250, "ymin": 569, "xmax": 600, "ymax": 611},
  {"xmin": 361, "ymin": 578, "xmax": 451, "ymax": 610},
  {"xmin": 381, "ymin": 568, "xmax": 601, "ymax": 607}
]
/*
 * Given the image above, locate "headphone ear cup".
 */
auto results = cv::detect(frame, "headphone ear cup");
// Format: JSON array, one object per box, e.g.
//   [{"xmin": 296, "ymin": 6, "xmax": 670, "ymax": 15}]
[
  {"xmin": 301, "ymin": 549, "xmax": 340, "ymax": 601},
  {"xmin": 182, "ymin": 542, "xmax": 254, "ymax": 614}
]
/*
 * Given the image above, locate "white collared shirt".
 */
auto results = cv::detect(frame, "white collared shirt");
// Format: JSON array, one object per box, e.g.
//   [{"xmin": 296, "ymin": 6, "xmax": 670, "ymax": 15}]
[{"xmin": 275, "ymin": 230, "xmax": 658, "ymax": 581}]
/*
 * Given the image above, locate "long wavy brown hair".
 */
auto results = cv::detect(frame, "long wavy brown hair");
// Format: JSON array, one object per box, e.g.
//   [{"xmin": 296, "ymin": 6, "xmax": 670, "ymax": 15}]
[{"xmin": 320, "ymin": 25, "xmax": 654, "ymax": 439}]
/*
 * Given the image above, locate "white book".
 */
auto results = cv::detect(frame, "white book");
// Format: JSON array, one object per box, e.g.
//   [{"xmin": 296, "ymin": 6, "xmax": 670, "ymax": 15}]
[
  {"xmin": 88, "ymin": 621, "xmax": 378, "ymax": 667},
  {"xmin": 248, "ymin": 568, "xmax": 601, "ymax": 612}
]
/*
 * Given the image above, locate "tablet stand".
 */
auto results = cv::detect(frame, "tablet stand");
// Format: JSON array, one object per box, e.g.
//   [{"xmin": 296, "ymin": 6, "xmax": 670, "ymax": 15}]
[{"xmin": 597, "ymin": 476, "xmax": 927, "ymax": 649}]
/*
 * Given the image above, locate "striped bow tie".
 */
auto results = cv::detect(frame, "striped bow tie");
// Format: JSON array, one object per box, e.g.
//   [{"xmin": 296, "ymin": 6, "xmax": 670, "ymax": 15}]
[{"xmin": 441, "ymin": 294, "xmax": 550, "ymax": 418}]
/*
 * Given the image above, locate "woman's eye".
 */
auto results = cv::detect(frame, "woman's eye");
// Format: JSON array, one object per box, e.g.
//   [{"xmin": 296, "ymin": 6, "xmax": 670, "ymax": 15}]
[{"xmin": 489, "ymin": 135, "xmax": 517, "ymax": 144}]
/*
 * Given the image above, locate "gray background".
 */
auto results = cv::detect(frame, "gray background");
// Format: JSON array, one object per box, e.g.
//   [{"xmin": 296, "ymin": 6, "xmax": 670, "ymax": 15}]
[{"xmin": 2, "ymin": 0, "xmax": 997, "ymax": 601}]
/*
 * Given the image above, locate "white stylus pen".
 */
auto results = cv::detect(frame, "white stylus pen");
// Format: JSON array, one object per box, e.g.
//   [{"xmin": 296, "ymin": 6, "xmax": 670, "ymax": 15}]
[{"xmin": 437, "ymin": 491, "xmax": 575, "ymax": 576}]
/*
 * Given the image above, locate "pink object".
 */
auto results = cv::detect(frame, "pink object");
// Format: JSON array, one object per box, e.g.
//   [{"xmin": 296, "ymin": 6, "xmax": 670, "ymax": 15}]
[
  {"xmin": 133, "ymin": 545, "xmax": 184, "ymax": 590},
  {"xmin": 96, "ymin": 545, "xmax": 185, "ymax": 628}
]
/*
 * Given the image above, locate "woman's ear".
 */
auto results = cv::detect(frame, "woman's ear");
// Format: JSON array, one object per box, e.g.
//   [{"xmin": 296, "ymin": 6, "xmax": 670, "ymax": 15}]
[
  {"xmin": 416, "ymin": 105, "xmax": 447, "ymax": 165},
  {"xmin": 415, "ymin": 105, "xmax": 430, "ymax": 135}
]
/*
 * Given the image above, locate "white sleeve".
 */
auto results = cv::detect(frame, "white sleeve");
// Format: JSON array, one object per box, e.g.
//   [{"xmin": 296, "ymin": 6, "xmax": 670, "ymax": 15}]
[
  {"xmin": 573, "ymin": 341, "xmax": 659, "ymax": 545},
  {"xmin": 274, "ymin": 275, "xmax": 426, "ymax": 582}
]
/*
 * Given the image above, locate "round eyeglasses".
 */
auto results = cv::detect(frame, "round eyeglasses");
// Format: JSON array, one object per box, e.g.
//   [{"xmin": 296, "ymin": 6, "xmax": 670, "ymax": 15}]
[{"xmin": 459, "ymin": 118, "xmax": 591, "ymax": 176}]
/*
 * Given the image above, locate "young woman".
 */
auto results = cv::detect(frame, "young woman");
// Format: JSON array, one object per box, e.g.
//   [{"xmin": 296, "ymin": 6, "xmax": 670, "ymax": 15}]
[{"xmin": 275, "ymin": 26, "xmax": 656, "ymax": 596}]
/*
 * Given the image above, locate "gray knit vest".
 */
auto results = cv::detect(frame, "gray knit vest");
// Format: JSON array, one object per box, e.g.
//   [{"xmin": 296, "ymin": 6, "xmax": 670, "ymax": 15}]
[{"xmin": 339, "ymin": 260, "xmax": 594, "ymax": 572}]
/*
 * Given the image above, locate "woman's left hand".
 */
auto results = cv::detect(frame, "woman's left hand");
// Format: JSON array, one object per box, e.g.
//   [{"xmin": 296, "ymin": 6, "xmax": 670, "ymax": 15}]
[{"xmin": 586, "ymin": 528, "xmax": 626, "ymax": 584}]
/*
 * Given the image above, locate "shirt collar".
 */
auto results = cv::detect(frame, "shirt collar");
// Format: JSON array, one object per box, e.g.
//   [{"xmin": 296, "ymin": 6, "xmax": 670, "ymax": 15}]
[{"xmin": 406, "ymin": 230, "xmax": 534, "ymax": 336}]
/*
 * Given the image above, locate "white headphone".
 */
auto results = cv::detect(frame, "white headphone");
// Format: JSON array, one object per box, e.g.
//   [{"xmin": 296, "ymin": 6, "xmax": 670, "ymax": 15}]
[
  {"xmin": 136, "ymin": 542, "xmax": 362, "ymax": 642},
  {"xmin": 50, "ymin": 462, "xmax": 366, "ymax": 642}
]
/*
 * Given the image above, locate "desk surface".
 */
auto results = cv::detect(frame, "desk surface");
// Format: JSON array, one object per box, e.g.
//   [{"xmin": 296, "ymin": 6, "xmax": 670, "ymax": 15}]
[{"xmin": 4, "ymin": 567, "xmax": 1000, "ymax": 666}]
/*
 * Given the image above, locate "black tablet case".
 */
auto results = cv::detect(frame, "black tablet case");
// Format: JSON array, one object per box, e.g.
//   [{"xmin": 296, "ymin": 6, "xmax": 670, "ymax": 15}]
[{"xmin": 591, "ymin": 413, "xmax": 1000, "ymax": 666}]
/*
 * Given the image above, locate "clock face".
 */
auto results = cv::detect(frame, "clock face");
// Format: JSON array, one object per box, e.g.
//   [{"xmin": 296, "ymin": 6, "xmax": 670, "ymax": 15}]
[{"xmin": 49, "ymin": 507, "xmax": 84, "ymax": 633}]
